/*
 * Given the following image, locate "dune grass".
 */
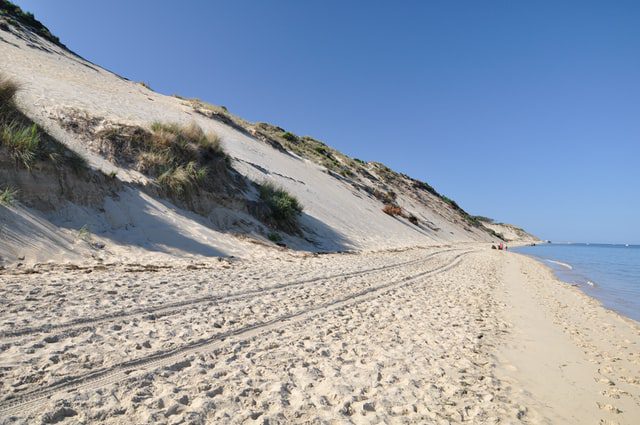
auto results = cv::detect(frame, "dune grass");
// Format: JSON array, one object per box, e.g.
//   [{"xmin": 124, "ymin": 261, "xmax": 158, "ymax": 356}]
[
  {"xmin": 143, "ymin": 122, "xmax": 225, "ymax": 197},
  {"xmin": 157, "ymin": 161, "xmax": 208, "ymax": 198},
  {"xmin": 0, "ymin": 121, "xmax": 39, "ymax": 169},
  {"xmin": 0, "ymin": 74, "xmax": 87, "ymax": 172},
  {"xmin": 259, "ymin": 182, "xmax": 303, "ymax": 225},
  {"xmin": 0, "ymin": 76, "xmax": 18, "ymax": 105},
  {"xmin": 97, "ymin": 120, "xmax": 227, "ymax": 198},
  {"xmin": 0, "ymin": 186, "xmax": 17, "ymax": 205}
]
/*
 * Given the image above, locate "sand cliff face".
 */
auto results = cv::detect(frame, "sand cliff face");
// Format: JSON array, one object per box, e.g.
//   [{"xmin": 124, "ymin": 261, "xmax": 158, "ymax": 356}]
[{"xmin": 0, "ymin": 10, "xmax": 536, "ymax": 264}]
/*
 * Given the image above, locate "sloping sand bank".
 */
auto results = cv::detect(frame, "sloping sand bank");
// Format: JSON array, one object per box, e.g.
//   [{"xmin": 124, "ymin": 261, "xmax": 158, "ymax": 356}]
[{"xmin": 0, "ymin": 248, "xmax": 637, "ymax": 424}]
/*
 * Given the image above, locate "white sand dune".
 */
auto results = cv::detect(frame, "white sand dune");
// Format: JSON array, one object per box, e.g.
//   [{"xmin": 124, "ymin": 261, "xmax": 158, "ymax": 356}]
[
  {"xmin": 1, "ymin": 11, "xmax": 637, "ymax": 425},
  {"xmin": 0, "ymin": 20, "xmax": 519, "ymax": 265}
]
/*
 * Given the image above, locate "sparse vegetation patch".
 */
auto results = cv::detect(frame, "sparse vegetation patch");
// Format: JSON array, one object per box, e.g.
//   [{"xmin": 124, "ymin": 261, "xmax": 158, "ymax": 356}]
[
  {"xmin": 0, "ymin": 186, "xmax": 17, "ymax": 205},
  {"xmin": 259, "ymin": 182, "xmax": 303, "ymax": 229},
  {"xmin": 0, "ymin": 74, "xmax": 87, "ymax": 173},
  {"xmin": 0, "ymin": 0, "xmax": 65, "ymax": 47},
  {"xmin": 382, "ymin": 204, "xmax": 403, "ymax": 217},
  {"xmin": 267, "ymin": 232, "xmax": 283, "ymax": 243},
  {"xmin": 95, "ymin": 121, "xmax": 227, "ymax": 199}
]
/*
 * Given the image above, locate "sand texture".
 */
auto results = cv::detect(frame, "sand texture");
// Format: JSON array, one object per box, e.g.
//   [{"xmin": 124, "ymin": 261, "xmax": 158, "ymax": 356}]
[{"xmin": 0, "ymin": 248, "xmax": 638, "ymax": 424}]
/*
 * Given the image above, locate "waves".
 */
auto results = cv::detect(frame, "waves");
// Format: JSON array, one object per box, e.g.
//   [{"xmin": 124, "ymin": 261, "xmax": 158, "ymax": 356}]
[
  {"xmin": 546, "ymin": 259, "xmax": 573, "ymax": 270},
  {"xmin": 514, "ymin": 243, "xmax": 640, "ymax": 322}
]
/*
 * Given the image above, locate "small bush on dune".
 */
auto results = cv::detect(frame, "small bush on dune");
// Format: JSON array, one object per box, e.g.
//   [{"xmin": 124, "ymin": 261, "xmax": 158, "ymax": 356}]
[
  {"xmin": 259, "ymin": 182, "xmax": 303, "ymax": 224},
  {"xmin": 268, "ymin": 232, "xmax": 283, "ymax": 243},
  {"xmin": 0, "ymin": 186, "xmax": 18, "ymax": 205},
  {"xmin": 149, "ymin": 121, "xmax": 226, "ymax": 164},
  {"xmin": 281, "ymin": 131, "xmax": 298, "ymax": 142},
  {"xmin": 0, "ymin": 74, "xmax": 86, "ymax": 172},
  {"xmin": 142, "ymin": 122, "xmax": 225, "ymax": 197},
  {"xmin": 0, "ymin": 76, "xmax": 19, "ymax": 107},
  {"xmin": 382, "ymin": 204, "xmax": 403, "ymax": 217},
  {"xmin": 1, "ymin": 122, "xmax": 39, "ymax": 168},
  {"xmin": 157, "ymin": 161, "xmax": 208, "ymax": 197}
]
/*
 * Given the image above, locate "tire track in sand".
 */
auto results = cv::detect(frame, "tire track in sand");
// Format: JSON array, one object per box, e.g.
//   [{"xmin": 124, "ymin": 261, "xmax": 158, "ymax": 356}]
[
  {"xmin": 0, "ymin": 249, "xmax": 459, "ymax": 342},
  {"xmin": 0, "ymin": 250, "xmax": 472, "ymax": 417}
]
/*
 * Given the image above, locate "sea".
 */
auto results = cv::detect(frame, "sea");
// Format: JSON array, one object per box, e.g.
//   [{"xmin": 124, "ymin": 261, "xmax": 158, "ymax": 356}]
[{"xmin": 512, "ymin": 243, "xmax": 640, "ymax": 322}]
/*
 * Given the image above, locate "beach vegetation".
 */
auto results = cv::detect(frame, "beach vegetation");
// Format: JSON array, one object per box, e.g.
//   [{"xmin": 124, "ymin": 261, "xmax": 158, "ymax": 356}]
[
  {"xmin": 77, "ymin": 224, "xmax": 91, "ymax": 241},
  {"xmin": 471, "ymin": 215, "xmax": 494, "ymax": 223},
  {"xmin": 1, "ymin": 122, "xmax": 40, "ymax": 169},
  {"xmin": 382, "ymin": 204, "xmax": 403, "ymax": 217},
  {"xmin": 157, "ymin": 161, "xmax": 208, "ymax": 198},
  {"xmin": 281, "ymin": 131, "xmax": 298, "ymax": 142},
  {"xmin": 96, "ymin": 121, "xmax": 227, "ymax": 198},
  {"xmin": 267, "ymin": 231, "xmax": 282, "ymax": 243},
  {"xmin": 259, "ymin": 182, "xmax": 303, "ymax": 227},
  {"xmin": 0, "ymin": 186, "xmax": 17, "ymax": 205},
  {"xmin": 0, "ymin": 0, "xmax": 65, "ymax": 47},
  {"xmin": 0, "ymin": 74, "xmax": 87, "ymax": 173}
]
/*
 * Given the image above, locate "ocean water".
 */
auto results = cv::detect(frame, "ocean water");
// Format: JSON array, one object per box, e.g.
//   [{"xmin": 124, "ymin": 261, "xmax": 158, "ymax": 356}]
[{"xmin": 512, "ymin": 243, "xmax": 640, "ymax": 322}]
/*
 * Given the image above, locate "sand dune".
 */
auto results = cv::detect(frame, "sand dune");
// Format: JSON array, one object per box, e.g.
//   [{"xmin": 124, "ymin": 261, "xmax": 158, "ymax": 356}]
[{"xmin": 0, "ymin": 7, "xmax": 637, "ymax": 425}]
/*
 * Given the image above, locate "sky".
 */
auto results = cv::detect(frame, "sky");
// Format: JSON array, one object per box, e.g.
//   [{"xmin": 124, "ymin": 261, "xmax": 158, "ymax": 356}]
[{"xmin": 12, "ymin": 0, "xmax": 640, "ymax": 244}]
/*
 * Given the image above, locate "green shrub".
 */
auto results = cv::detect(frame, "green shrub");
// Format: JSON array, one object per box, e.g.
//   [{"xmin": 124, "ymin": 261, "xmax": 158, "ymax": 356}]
[
  {"xmin": 471, "ymin": 215, "xmax": 494, "ymax": 223},
  {"xmin": 149, "ymin": 121, "xmax": 225, "ymax": 162},
  {"xmin": 157, "ymin": 161, "xmax": 208, "ymax": 197},
  {"xmin": 77, "ymin": 224, "xmax": 91, "ymax": 241},
  {"xmin": 0, "ymin": 74, "xmax": 87, "ymax": 173},
  {"xmin": 267, "ymin": 232, "xmax": 282, "ymax": 243},
  {"xmin": 281, "ymin": 131, "xmax": 298, "ymax": 142},
  {"xmin": 0, "ymin": 76, "xmax": 18, "ymax": 107},
  {"xmin": 0, "ymin": 186, "xmax": 17, "ymax": 205},
  {"xmin": 1, "ymin": 122, "xmax": 39, "ymax": 168},
  {"xmin": 259, "ymin": 182, "xmax": 303, "ymax": 223}
]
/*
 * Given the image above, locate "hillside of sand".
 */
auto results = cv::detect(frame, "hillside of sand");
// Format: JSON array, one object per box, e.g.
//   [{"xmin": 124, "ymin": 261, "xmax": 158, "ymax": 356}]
[{"xmin": 0, "ymin": 7, "xmax": 536, "ymax": 265}]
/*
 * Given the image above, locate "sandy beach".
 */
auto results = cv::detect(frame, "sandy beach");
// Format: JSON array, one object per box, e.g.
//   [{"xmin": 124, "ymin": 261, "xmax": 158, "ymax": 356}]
[{"xmin": 0, "ymin": 246, "xmax": 637, "ymax": 424}]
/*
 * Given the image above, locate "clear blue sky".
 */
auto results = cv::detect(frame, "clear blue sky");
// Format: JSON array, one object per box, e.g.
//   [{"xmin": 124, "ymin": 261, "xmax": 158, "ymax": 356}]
[{"xmin": 13, "ymin": 0, "xmax": 640, "ymax": 244}]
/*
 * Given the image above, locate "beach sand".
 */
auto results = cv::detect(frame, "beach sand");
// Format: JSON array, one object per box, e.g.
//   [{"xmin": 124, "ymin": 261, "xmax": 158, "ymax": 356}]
[{"xmin": 0, "ymin": 246, "xmax": 638, "ymax": 424}]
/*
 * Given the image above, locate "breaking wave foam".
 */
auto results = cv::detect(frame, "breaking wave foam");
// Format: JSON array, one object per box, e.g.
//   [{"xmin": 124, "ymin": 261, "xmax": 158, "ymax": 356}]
[{"xmin": 546, "ymin": 259, "xmax": 573, "ymax": 270}]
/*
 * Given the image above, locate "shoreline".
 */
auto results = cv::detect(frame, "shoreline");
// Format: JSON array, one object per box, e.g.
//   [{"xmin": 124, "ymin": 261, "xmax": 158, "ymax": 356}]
[
  {"xmin": 513, "ymin": 247, "xmax": 640, "ymax": 324},
  {"xmin": 497, "ymin": 251, "xmax": 640, "ymax": 423}
]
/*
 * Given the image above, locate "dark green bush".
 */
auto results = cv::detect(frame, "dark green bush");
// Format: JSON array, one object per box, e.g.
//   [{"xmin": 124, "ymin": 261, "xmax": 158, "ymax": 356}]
[
  {"xmin": 267, "ymin": 232, "xmax": 282, "ymax": 243},
  {"xmin": 281, "ymin": 131, "xmax": 298, "ymax": 142},
  {"xmin": 259, "ymin": 182, "xmax": 303, "ymax": 223}
]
